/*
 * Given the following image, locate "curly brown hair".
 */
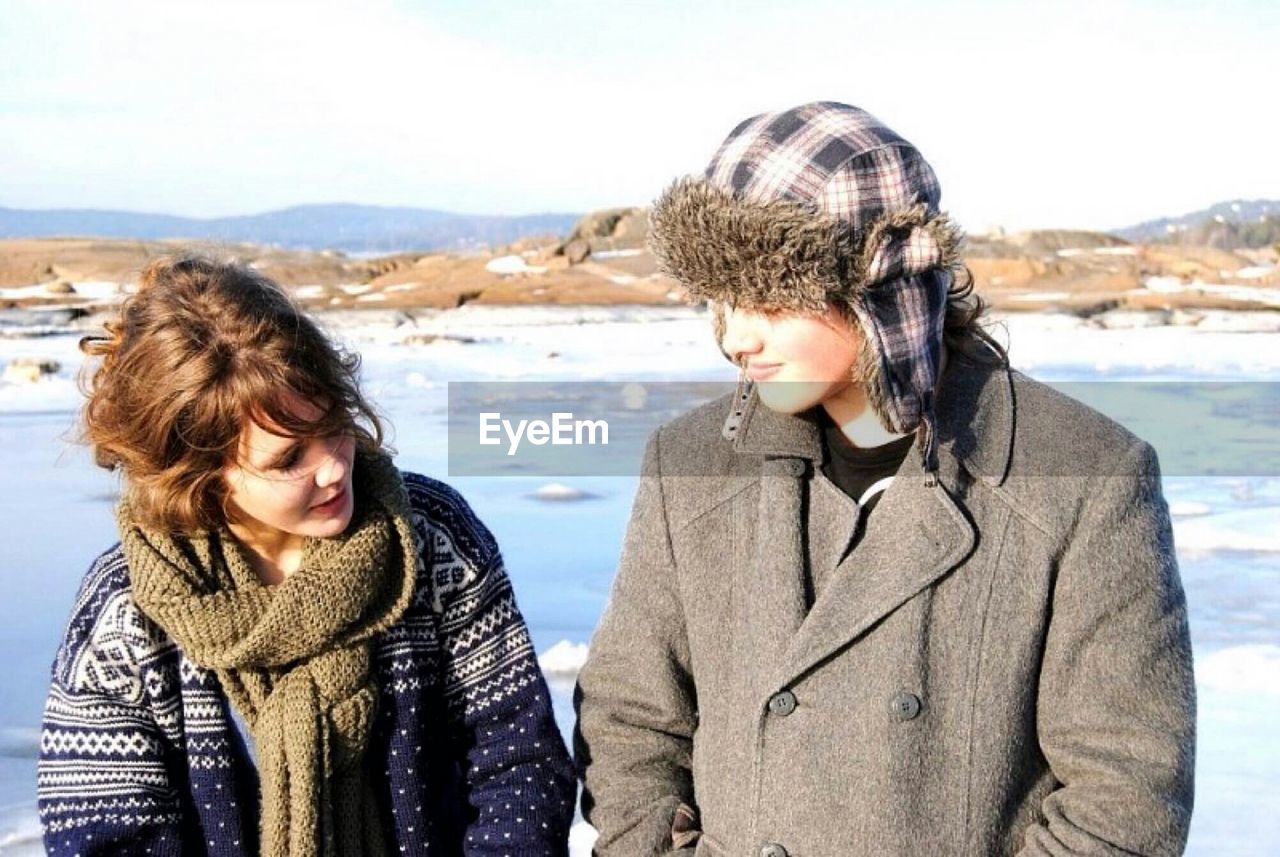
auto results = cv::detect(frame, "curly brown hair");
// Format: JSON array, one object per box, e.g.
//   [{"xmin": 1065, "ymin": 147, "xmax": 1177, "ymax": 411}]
[{"xmin": 80, "ymin": 255, "xmax": 387, "ymax": 533}]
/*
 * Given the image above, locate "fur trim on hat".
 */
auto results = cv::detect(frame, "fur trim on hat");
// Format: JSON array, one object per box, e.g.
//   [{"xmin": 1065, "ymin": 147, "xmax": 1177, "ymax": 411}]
[
  {"xmin": 649, "ymin": 178, "xmax": 964, "ymax": 310},
  {"xmin": 648, "ymin": 178, "xmax": 848, "ymax": 313}
]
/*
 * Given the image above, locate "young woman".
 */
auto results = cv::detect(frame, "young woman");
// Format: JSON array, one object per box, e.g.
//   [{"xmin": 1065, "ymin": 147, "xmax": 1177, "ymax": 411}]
[
  {"xmin": 575, "ymin": 102, "xmax": 1195, "ymax": 855},
  {"xmin": 38, "ymin": 256, "xmax": 575, "ymax": 856}
]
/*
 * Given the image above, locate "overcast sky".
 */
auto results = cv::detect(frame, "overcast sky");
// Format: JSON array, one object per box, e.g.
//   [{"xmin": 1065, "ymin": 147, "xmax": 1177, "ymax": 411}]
[{"xmin": 2, "ymin": 0, "xmax": 1276, "ymax": 232}]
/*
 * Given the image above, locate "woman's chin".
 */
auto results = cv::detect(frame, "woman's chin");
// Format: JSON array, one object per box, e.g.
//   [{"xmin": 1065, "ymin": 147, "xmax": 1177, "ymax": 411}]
[
  {"xmin": 303, "ymin": 507, "xmax": 354, "ymax": 539},
  {"xmin": 755, "ymin": 380, "xmax": 832, "ymax": 415}
]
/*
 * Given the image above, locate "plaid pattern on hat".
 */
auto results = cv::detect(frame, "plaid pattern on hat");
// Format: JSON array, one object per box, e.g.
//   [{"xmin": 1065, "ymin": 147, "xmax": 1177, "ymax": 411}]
[
  {"xmin": 706, "ymin": 101, "xmax": 942, "ymax": 232},
  {"xmin": 648, "ymin": 102, "xmax": 962, "ymax": 472}
]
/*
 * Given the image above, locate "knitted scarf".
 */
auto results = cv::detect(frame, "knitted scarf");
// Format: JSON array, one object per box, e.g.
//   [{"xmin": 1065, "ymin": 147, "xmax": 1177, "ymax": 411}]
[{"xmin": 120, "ymin": 454, "xmax": 418, "ymax": 857}]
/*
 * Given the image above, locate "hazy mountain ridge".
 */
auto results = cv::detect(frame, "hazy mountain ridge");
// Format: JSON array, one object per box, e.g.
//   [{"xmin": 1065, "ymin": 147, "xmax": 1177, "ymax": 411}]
[
  {"xmin": 0, "ymin": 203, "xmax": 580, "ymax": 253},
  {"xmin": 1116, "ymin": 199, "xmax": 1280, "ymax": 248}
]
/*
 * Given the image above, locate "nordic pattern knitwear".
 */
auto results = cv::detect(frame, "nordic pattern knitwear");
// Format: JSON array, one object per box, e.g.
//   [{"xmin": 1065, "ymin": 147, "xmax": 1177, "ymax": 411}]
[
  {"xmin": 120, "ymin": 453, "xmax": 416, "ymax": 857},
  {"xmin": 648, "ymin": 101, "xmax": 964, "ymax": 470},
  {"xmin": 39, "ymin": 471, "xmax": 576, "ymax": 856}
]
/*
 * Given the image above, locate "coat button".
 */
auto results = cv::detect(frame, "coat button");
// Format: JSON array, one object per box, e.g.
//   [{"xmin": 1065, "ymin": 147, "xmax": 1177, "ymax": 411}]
[
  {"xmin": 760, "ymin": 844, "xmax": 789, "ymax": 857},
  {"xmin": 890, "ymin": 691, "xmax": 922, "ymax": 721},
  {"xmin": 783, "ymin": 459, "xmax": 807, "ymax": 478},
  {"xmin": 767, "ymin": 690, "xmax": 797, "ymax": 717}
]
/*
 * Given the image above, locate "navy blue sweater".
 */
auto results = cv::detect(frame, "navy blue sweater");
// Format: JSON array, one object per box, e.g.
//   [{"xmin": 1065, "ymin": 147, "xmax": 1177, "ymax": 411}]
[{"xmin": 38, "ymin": 472, "xmax": 576, "ymax": 855}]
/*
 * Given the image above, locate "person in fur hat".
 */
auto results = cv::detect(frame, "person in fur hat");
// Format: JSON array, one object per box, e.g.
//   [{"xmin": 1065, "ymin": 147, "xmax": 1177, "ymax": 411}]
[{"xmin": 574, "ymin": 102, "xmax": 1195, "ymax": 856}]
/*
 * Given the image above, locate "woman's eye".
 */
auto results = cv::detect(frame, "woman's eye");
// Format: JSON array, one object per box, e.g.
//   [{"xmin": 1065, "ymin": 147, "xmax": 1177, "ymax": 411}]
[{"xmin": 274, "ymin": 446, "xmax": 303, "ymax": 470}]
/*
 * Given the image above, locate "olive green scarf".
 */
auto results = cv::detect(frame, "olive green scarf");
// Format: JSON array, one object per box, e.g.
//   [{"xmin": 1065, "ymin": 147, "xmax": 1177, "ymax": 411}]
[{"xmin": 120, "ymin": 454, "xmax": 417, "ymax": 857}]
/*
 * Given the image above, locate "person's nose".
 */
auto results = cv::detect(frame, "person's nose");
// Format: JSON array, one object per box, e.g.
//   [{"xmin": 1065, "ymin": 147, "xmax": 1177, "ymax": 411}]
[
  {"xmin": 721, "ymin": 306, "xmax": 765, "ymax": 364},
  {"xmin": 315, "ymin": 435, "xmax": 351, "ymax": 487}
]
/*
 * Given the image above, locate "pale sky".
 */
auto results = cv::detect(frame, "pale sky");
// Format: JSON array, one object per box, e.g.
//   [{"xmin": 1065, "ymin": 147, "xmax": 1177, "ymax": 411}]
[{"xmin": 1, "ymin": 0, "xmax": 1276, "ymax": 232}]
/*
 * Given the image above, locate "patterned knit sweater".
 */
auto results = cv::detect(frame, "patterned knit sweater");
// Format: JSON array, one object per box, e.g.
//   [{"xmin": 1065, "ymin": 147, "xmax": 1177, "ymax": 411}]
[{"xmin": 38, "ymin": 472, "xmax": 576, "ymax": 856}]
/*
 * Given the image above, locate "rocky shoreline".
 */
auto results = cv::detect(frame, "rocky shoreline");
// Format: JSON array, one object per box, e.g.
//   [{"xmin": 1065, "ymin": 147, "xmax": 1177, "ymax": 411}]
[{"xmin": 2, "ymin": 208, "xmax": 1277, "ymax": 330}]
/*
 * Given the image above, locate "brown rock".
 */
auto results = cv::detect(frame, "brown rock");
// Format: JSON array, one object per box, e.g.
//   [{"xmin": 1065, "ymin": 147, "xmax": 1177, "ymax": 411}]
[
  {"xmin": 401, "ymin": 333, "xmax": 477, "ymax": 346},
  {"xmin": 473, "ymin": 267, "xmax": 675, "ymax": 306},
  {"xmin": 45, "ymin": 280, "xmax": 77, "ymax": 295},
  {"xmin": 502, "ymin": 235, "xmax": 560, "ymax": 256},
  {"xmin": 1000, "ymin": 230, "xmax": 1130, "ymax": 254},
  {"xmin": 967, "ymin": 257, "xmax": 1048, "ymax": 290},
  {"xmin": 561, "ymin": 207, "xmax": 649, "ymax": 253},
  {"xmin": 3, "ymin": 357, "xmax": 61, "ymax": 383},
  {"xmin": 564, "ymin": 239, "xmax": 591, "ymax": 265}
]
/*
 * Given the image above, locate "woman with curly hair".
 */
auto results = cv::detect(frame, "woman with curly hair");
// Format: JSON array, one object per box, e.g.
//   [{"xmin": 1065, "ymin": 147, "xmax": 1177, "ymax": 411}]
[{"xmin": 38, "ymin": 256, "xmax": 575, "ymax": 856}]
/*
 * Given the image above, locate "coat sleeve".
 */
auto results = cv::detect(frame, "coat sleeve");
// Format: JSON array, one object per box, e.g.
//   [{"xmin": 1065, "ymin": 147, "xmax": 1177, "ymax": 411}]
[
  {"xmin": 429, "ymin": 485, "xmax": 577, "ymax": 856},
  {"xmin": 38, "ymin": 561, "xmax": 186, "ymax": 856},
  {"xmin": 1021, "ymin": 441, "xmax": 1196, "ymax": 856},
  {"xmin": 575, "ymin": 430, "xmax": 699, "ymax": 856}
]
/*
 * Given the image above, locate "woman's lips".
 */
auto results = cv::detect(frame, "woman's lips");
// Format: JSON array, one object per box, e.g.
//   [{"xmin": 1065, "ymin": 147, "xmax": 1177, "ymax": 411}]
[
  {"xmin": 745, "ymin": 362, "xmax": 782, "ymax": 381},
  {"xmin": 311, "ymin": 487, "xmax": 346, "ymax": 513}
]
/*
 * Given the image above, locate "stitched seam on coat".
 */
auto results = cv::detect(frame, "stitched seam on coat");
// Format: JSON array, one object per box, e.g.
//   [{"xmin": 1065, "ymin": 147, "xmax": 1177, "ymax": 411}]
[
  {"xmin": 653, "ymin": 425, "xmax": 701, "ymax": 747},
  {"xmin": 962, "ymin": 506, "xmax": 1014, "ymax": 854},
  {"xmin": 670, "ymin": 478, "xmax": 758, "ymax": 534},
  {"xmin": 982, "ymin": 482, "xmax": 1055, "ymax": 539}
]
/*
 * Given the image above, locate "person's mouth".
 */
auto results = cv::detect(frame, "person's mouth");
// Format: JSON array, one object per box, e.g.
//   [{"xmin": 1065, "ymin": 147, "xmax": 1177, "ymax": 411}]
[
  {"xmin": 745, "ymin": 361, "xmax": 782, "ymax": 381},
  {"xmin": 311, "ymin": 487, "xmax": 347, "ymax": 513}
]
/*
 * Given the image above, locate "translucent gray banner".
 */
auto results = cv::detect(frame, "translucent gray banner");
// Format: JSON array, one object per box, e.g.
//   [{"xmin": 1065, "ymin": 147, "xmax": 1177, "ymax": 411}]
[{"xmin": 446, "ymin": 381, "xmax": 1280, "ymax": 477}]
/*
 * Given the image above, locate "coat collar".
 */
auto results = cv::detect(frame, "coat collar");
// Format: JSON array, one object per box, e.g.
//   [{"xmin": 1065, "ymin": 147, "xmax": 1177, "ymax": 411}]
[{"xmin": 729, "ymin": 355, "xmax": 1015, "ymax": 487}]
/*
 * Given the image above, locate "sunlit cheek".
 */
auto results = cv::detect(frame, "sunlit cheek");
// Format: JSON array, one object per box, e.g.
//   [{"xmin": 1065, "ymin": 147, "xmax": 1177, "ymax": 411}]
[{"xmin": 244, "ymin": 473, "xmax": 308, "ymax": 520}]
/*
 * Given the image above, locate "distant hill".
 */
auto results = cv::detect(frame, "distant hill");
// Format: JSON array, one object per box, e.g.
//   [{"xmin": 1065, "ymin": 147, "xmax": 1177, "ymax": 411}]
[
  {"xmin": 1116, "ymin": 199, "xmax": 1280, "ymax": 249},
  {"xmin": 0, "ymin": 203, "xmax": 581, "ymax": 253}
]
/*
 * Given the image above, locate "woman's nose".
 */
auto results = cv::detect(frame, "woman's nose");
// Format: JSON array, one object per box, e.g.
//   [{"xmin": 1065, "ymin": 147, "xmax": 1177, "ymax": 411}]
[
  {"xmin": 721, "ymin": 307, "xmax": 765, "ymax": 363},
  {"xmin": 315, "ymin": 436, "xmax": 351, "ymax": 486}
]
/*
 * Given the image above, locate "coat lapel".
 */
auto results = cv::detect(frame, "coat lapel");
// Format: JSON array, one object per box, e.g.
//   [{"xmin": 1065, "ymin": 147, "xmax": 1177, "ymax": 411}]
[
  {"xmin": 805, "ymin": 471, "xmax": 861, "ymax": 591},
  {"xmin": 731, "ymin": 395, "xmax": 822, "ymax": 690},
  {"xmin": 776, "ymin": 453, "xmax": 976, "ymax": 688},
  {"xmin": 744, "ymin": 457, "xmax": 811, "ymax": 689}
]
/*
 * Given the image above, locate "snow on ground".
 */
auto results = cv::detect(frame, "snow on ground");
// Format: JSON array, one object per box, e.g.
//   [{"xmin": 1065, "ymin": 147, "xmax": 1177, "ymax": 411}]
[
  {"xmin": 1197, "ymin": 644, "xmax": 1280, "ymax": 696},
  {"xmin": 569, "ymin": 822, "xmax": 599, "ymax": 856},
  {"xmin": 1170, "ymin": 500, "xmax": 1213, "ymax": 517},
  {"xmin": 487, "ymin": 255, "xmax": 548, "ymax": 275},
  {"xmin": 529, "ymin": 482, "xmax": 600, "ymax": 502},
  {"xmin": 1008, "ymin": 291, "xmax": 1071, "ymax": 301},
  {"xmin": 1055, "ymin": 246, "xmax": 1138, "ymax": 257},
  {"xmin": 0, "ymin": 280, "xmax": 122, "ymax": 300},
  {"xmin": 538, "ymin": 640, "xmax": 590, "ymax": 678},
  {"xmin": 996, "ymin": 311, "xmax": 1280, "ymax": 378},
  {"xmin": 1141, "ymin": 275, "xmax": 1280, "ymax": 307},
  {"xmin": 1174, "ymin": 508, "xmax": 1280, "ymax": 554}
]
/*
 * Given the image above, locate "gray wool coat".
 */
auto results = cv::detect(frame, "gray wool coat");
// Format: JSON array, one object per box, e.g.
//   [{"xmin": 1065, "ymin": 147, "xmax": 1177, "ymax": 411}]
[{"xmin": 574, "ymin": 358, "xmax": 1195, "ymax": 857}]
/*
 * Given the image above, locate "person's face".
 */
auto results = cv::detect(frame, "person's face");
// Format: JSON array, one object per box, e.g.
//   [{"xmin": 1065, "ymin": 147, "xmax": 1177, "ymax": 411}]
[
  {"xmin": 222, "ymin": 393, "xmax": 356, "ymax": 542},
  {"xmin": 720, "ymin": 303, "xmax": 863, "ymax": 414}
]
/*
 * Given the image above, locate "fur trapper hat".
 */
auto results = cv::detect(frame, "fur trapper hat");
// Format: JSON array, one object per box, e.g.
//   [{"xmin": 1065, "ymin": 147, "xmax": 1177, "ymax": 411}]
[{"xmin": 648, "ymin": 101, "xmax": 963, "ymax": 473}]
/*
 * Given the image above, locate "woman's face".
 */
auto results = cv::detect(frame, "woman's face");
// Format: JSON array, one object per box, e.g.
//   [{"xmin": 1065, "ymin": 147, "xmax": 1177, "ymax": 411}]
[
  {"xmin": 222, "ymin": 394, "xmax": 356, "ymax": 542},
  {"xmin": 720, "ymin": 303, "xmax": 864, "ymax": 414}
]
